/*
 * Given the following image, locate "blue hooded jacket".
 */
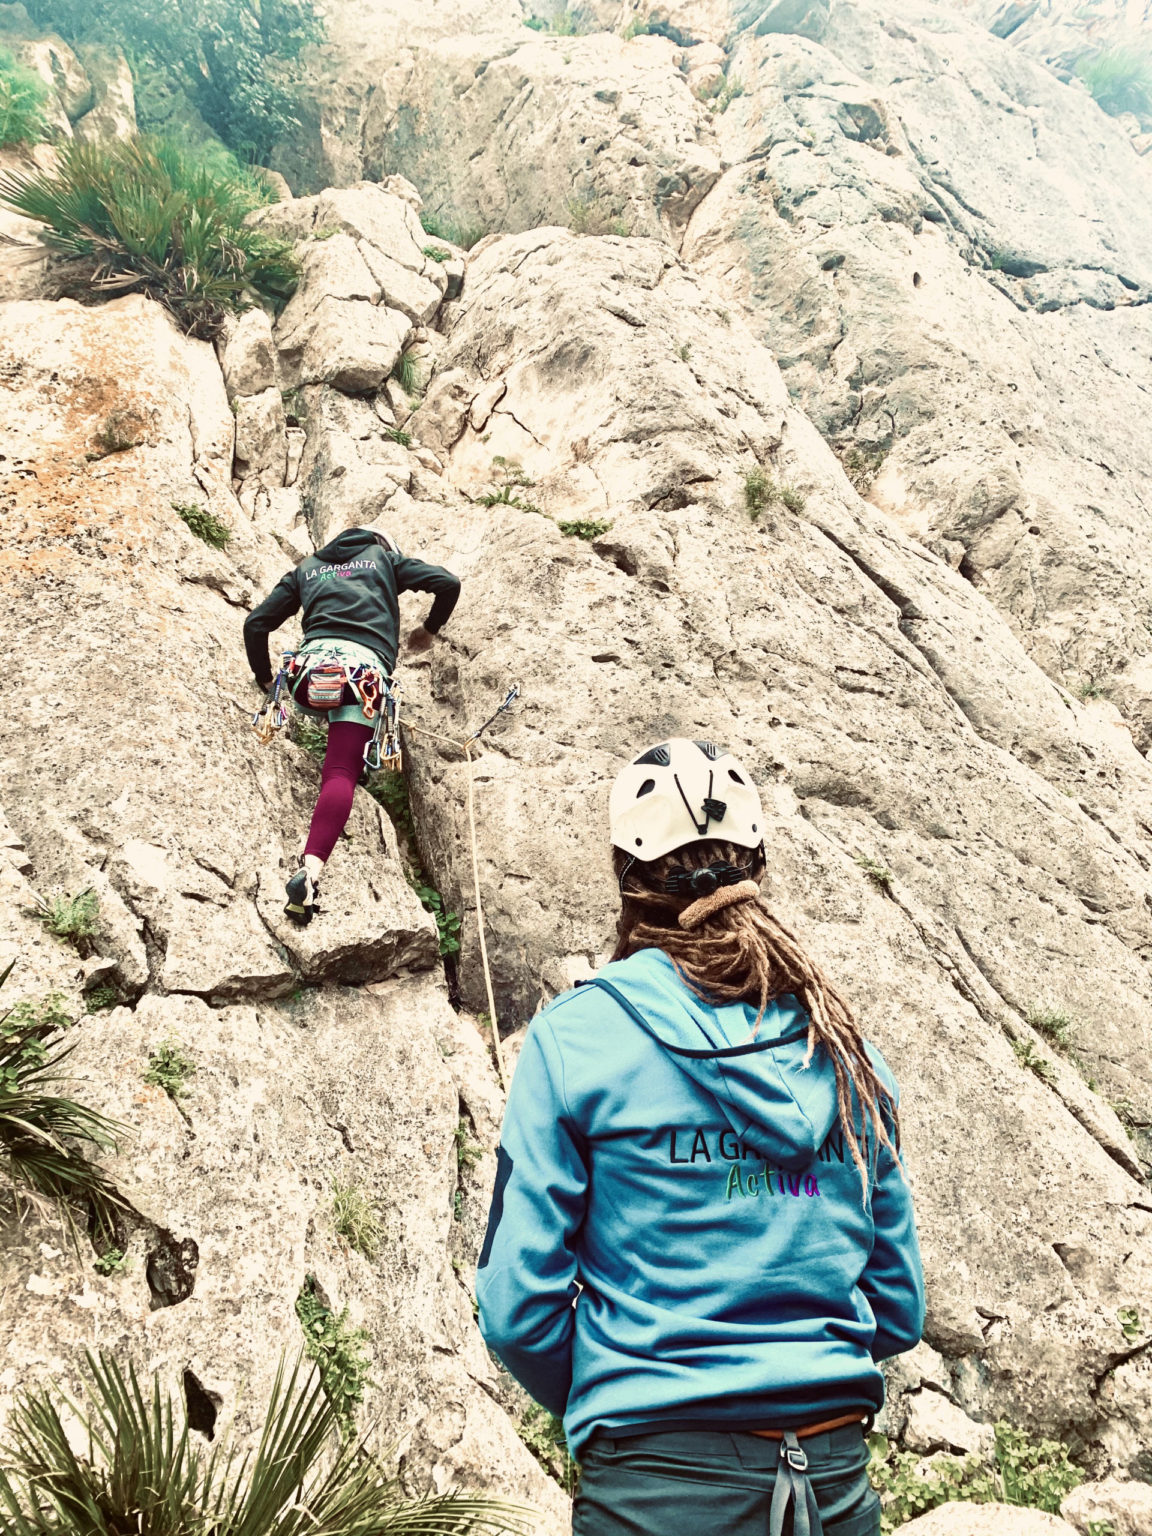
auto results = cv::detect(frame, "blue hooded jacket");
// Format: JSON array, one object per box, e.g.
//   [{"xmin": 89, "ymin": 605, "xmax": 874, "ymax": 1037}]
[{"xmin": 476, "ymin": 947, "xmax": 924, "ymax": 1459}]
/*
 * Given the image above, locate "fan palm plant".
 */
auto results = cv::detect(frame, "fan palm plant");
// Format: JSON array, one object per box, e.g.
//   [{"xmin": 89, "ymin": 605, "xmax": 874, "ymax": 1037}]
[
  {"xmin": 0, "ymin": 960, "xmax": 128, "ymax": 1233},
  {"xmin": 0, "ymin": 136, "xmax": 299, "ymax": 339},
  {"xmin": 0, "ymin": 1351, "xmax": 533, "ymax": 1536}
]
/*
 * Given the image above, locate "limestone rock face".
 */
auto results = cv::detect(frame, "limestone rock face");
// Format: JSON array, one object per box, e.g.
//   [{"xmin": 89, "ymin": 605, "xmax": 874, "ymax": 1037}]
[
  {"xmin": 1062, "ymin": 1477, "xmax": 1152, "ymax": 1536},
  {"xmin": 678, "ymin": 0, "xmax": 1152, "ymax": 746},
  {"xmin": 71, "ymin": 44, "xmax": 136, "ymax": 142},
  {"xmin": 0, "ymin": 290, "xmax": 565, "ymax": 1528},
  {"xmin": 376, "ymin": 227, "xmax": 1152, "ymax": 1473},
  {"xmin": 363, "ymin": 30, "xmax": 720, "ymax": 242}
]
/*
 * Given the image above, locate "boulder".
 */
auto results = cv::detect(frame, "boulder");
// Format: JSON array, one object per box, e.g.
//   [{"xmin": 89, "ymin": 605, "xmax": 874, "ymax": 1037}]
[
  {"xmin": 11, "ymin": 32, "xmax": 91, "ymax": 125},
  {"xmin": 895, "ymin": 1506, "xmax": 1079, "ymax": 1534},
  {"xmin": 277, "ymin": 296, "xmax": 410, "ymax": 392},
  {"xmin": 233, "ymin": 386, "xmax": 288, "ymax": 487},
  {"xmin": 71, "ymin": 44, "xmax": 135, "ymax": 142},
  {"xmin": 218, "ymin": 308, "xmax": 281, "ymax": 400},
  {"xmin": 903, "ymin": 1388, "xmax": 995, "ymax": 1458},
  {"xmin": 1062, "ymin": 1479, "xmax": 1152, "ymax": 1536}
]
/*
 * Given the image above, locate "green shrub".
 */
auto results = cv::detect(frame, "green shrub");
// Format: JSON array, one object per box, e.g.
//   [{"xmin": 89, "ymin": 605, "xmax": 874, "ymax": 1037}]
[
  {"xmin": 366, "ymin": 767, "xmax": 414, "ymax": 840},
  {"xmin": 143, "ymin": 1039, "xmax": 196, "ymax": 1101},
  {"xmin": 174, "ymin": 501, "xmax": 232, "ymax": 549},
  {"xmin": 295, "ymin": 1275, "xmax": 372, "ymax": 1438},
  {"xmin": 526, "ymin": 5, "xmax": 594, "ymax": 35},
  {"xmin": 0, "ymin": 47, "xmax": 49, "ymax": 149},
  {"xmin": 713, "ymin": 76, "xmax": 745, "ymax": 113},
  {"xmin": 1118, "ymin": 1305, "xmax": 1143, "ymax": 1342},
  {"xmin": 455, "ymin": 1117, "xmax": 483, "ymax": 1174},
  {"xmin": 289, "ymin": 712, "xmax": 328, "ymax": 760},
  {"xmin": 391, "ymin": 344, "xmax": 425, "ymax": 397},
  {"xmin": 22, "ymin": 0, "xmax": 324, "ymax": 162},
  {"xmin": 0, "ymin": 136, "xmax": 298, "ymax": 339},
  {"xmin": 0, "ymin": 1348, "xmax": 528, "ymax": 1533},
  {"xmin": 842, "ymin": 446, "xmax": 886, "ymax": 494},
  {"xmin": 332, "ymin": 1177, "xmax": 383, "ymax": 1260},
  {"xmin": 410, "ymin": 875, "xmax": 462, "ymax": 957},
  {"xmin": 1012, "ymin": 1037, "xmax": 1055, "ymax": 1083},
  {"xmin": 421, "ymin": 210, "xmax": 486, "ymax": 251},
  {"xmin": 557, "ymin": 518, "xmax": 612, "ymax": 540},
  {"xmin": 0, "ymin": 962, "xmax": 127, "ymax": 1229},
  {"xmin": 517, "ymin": 1403, "xmax": 579, "ymax": 1496},
  {"xmin": 423, "ymin": 244, "xmax": 451, "ymax": 262},
  {"xmin": 27, "ymin": 889, "xmax": 99, "ymax": 950},
  {"xmin": 779, "ymin": 484, "xmax": 806, "ymax": 513},
  {"xmin": 1076, "ymin": 44, "xmax": 1152, "ymax": 119},
  {"xmin": 85, "ymin": 984, "xmax": 119, "ymax": 1013},
  {"xmin": 566, "ymin": 192, "xmax": 631, "ymax": 237},
  {"xmin": 869, "ymin": 1423, "xmax": 1083, "ymax": 1533},
  {"xmin": 382, "ymin": 425, "xmax": 411, "ymax": 447},
  {"xmin": 744, "ymin": 467, "xmax": 774, "ymax": 518},
  {"xmin": 1025, "ymin": 1004, "xmax": 1075, "ymax": 1050},
  {"xmin": 854, "ymin": 854, "xmax": 893, "ymax": 892}
]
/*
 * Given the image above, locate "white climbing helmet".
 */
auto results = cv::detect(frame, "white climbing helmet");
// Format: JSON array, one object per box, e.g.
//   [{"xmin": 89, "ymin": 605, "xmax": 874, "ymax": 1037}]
[
  {"xmin": 366, "ymin": 527, "xmax": 400, "ymax": 553},
  {"xmin": 609, "ymin": 738, "xmax": 765, "ymax": 862}
]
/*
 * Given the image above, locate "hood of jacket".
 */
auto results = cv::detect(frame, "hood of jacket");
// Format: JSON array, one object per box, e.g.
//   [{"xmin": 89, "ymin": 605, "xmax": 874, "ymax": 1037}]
[
  {"xmin": 314, "ymin": 527, "xmax": 381, "ymax": 564},
  {"xmin": 591, "ymin": 948, "xmax": 842, "ymax": 1171}
]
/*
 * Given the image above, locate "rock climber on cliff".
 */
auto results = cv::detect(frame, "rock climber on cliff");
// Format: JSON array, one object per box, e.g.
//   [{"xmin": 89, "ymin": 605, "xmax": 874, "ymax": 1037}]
[
  {"xmin": 477, "ymin": 738, "xmax": 924, "ymax": 1536},
  {"xmin": 243, "ymin": 526, "xmax": 460, "ymax": 925}
]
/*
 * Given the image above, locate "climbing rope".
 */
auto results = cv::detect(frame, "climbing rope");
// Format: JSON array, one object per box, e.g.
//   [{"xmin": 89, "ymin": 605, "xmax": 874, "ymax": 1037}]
[{"xmin": 404, "ymin": 684, "xmax": 520, "ymax": 1094}]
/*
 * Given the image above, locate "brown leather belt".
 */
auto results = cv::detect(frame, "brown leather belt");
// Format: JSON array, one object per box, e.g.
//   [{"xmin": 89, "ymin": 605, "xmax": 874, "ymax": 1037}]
[{"xmin": 748, "ymin": 1413, "xmax": 866, "ymax": 1441}]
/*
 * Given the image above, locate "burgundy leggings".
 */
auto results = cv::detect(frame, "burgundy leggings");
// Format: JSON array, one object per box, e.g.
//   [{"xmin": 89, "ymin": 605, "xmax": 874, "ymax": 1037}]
[{"xmin": 303, "ymin": 721, "xmax": 373, "ymax": 863}]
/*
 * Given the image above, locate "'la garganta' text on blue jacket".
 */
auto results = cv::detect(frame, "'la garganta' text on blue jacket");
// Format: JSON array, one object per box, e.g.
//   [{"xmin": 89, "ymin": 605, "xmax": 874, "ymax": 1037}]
[{"xmin": 476, "ymin": 947, "xmax": 925, "ymax": 1458}]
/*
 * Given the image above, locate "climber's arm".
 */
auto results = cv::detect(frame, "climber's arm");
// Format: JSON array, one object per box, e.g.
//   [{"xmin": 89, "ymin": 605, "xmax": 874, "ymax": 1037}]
[
  {"xmin": 393, "ymin": 556, "xmax": 461, "ymax": 644},
  {"xmin": 243, "ymin": 571, "xmax": 300, "ymax": 689}
]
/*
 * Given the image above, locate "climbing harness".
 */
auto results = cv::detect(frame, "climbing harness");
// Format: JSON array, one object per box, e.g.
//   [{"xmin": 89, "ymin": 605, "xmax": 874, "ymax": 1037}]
[
  {"xmin": 252, "ymin": 650, "xmax": 403, "ymax": 771},
  {"xmin": 405, "ymin": 683, "xmax": 521, "ymax": 1093}
]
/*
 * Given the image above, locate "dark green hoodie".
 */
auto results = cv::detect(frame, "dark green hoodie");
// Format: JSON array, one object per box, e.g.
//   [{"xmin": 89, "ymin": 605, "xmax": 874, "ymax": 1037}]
[{"xmin": 243, "ymin": 528, "xmax": 460, "ymax": 687}]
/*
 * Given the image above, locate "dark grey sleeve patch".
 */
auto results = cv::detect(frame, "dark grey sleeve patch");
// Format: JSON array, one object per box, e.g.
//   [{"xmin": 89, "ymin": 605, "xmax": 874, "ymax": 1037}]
[{"xmin": 478, "ymin": 1144, "xmax": 514, "ymax": 1270}]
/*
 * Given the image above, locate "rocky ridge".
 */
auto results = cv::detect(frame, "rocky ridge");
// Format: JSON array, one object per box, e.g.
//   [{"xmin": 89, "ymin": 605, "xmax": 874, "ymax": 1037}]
[{"xmin": 1, "ymin": 0, "xmax": 1152, "ymax": 1524}]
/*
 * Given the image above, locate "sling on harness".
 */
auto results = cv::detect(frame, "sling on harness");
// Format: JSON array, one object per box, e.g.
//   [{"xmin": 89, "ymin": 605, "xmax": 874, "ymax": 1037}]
[
  {"xmin": 251, "ymin": 649, "xmax": 403, "ymax": 771},
  {"xmin": 769, "ymin": 1432, "xmax": 824, "ymax": 1536}
]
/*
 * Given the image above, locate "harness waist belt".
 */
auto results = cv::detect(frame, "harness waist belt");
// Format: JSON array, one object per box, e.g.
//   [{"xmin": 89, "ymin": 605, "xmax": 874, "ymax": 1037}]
[{"xmin": 748, "ymin": 1413, "xmax": 865, "ymax": 1441}]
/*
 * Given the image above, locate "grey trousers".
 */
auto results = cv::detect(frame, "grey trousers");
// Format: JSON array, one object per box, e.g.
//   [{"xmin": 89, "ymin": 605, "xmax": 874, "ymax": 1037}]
[{"xmin": 572, "ymin": 1424, "xmax": 880, "ymax": 1536}]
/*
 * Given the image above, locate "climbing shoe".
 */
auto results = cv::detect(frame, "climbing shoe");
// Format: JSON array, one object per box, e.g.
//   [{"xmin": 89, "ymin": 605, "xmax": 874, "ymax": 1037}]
[{"xmin": 284, "ymin": 866, "xmax": 319, "ymax": 926}]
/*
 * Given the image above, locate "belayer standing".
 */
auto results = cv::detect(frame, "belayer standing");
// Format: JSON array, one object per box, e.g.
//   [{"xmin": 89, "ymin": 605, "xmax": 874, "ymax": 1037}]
[
  {"xmin": 477, "ymin": 738, "xmax": 924, "ymax": 1536},
  {"xmin": 243, "ymin": 526, "xmax": 460, "ymax": 925}
]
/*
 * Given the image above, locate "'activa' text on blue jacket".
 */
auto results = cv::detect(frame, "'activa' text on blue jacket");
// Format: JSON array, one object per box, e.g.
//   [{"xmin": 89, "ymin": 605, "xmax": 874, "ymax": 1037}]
[{"xmin": 476, "ymin": 947, "xmax": 925, "ymax": 1458}]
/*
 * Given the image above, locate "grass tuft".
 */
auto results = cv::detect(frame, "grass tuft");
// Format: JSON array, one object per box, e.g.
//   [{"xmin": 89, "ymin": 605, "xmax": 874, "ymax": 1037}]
[
  {"xmin": 382, "ymin": 425, "xmax": 411, "ymax": 447},
  {"xmin": 27, "ymin": 889, "xmax": 99, "ymax": 950},
  {"xmin": 174, "ymin": 501, "xmax": 231, "ymax": 549},
  {"xmin": 0, "ymin": 962, "xmax": 127, "ymax": 1230},
  {"xmin": 421, "ymin": 210, "xmax": 486, "ymax": 251},
  {"xmin": 422, "ymin": 244, "xmax": 451, "ymax": 262},
  {"xmin": 1025, "ymin": 1004, "xmax": 1075, "ymax": 1050},
  {"xmin": 1076, "ymin": 44, "xmax": 1152, "ymax": 118},
  {"xmin": 391, "ymin": 344, "xmax": 425, "ymax": 398},
  {"xmin": 1012, "ymin": 1037, "xmax": 1055, "ymax": 1083},
  {"xmin": 841, "ymin": 446, "xmax": 886, "ymax": 495},
  {"xmin": 744, "ymin": 469, "xmax": 806, "ymax": 518},
  {"xmin": 454, "ymin": 1117, "xmax": 483, "ymax": 1174},
  {"xmin": 565, "ymin": 193, "xmax": 631, "ymax": 237},
  {"xmin": 557, "ymin": 518, "xmax": 612, "ymax": 540},
  {"xmin": 0, "ymin": 47, "xmax": 48, "ymax": 149},
  {"xmin": 143, "ymin": 1039, "xmax": 196, "ymax": 1101},
  {"xmin": 0, "ymin": 135, "xmax": 298, "ymax": 339},
  {"xmin": 332, "ymin": 1177, "xmax": 383, "ymax": 1260},
  {"xmin": 854, "ymin": 854, "xmax": 894, "ymax": 892}
]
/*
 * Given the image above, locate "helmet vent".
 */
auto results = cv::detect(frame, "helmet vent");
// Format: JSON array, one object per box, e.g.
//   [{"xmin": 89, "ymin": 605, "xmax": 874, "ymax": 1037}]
[
  {"xmin": 728, "ymin": 768, "xmax": 745, "ymax": 784},
  {"xmin": 694, "ymin": 740, "xmax": 720, "ymax": 760},
  {"xmin": 634, "ymin": 743, "xmax": 671, "ymax": 766},
  {"xmin": 637, "ymin": 778, "xmax": 656, "ymax": 797}
]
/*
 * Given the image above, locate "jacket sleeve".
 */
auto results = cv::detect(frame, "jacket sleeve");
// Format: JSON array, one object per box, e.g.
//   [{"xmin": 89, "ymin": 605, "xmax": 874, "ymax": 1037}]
[
  {"xmin": 862, "ymin": 1137, "xmax": 925, "ymax": 1361},
  {"xmin": 243, "ymin": 570, "xmax": 300, "ymax": 687},
  {"xmin": 475, "ymin": 1016, "xmax": 588, "ymax": 1416},
  {"xmin": 392, "ymin": 555, "xmax": 461, "ymax": 634}
]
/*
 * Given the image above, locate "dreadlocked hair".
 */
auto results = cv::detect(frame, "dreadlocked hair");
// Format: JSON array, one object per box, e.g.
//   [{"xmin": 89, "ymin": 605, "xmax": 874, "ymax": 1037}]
[{"xmin": 612, "ymin": 838, "xmax": 899, "ymax": 1194}]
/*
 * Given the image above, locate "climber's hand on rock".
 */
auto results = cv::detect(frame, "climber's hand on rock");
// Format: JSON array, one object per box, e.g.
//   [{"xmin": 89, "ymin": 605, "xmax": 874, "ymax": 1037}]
[{"xmin": 407, "ymin": 625, "xmax": 434, "ymax": 654}]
